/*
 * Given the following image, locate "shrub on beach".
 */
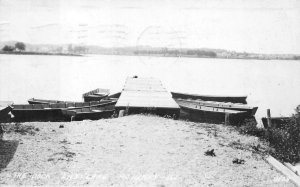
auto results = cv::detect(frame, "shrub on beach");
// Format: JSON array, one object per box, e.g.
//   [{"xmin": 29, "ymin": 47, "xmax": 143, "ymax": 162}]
[
  {"xmin": 267, "ymin": 113, "xmax": 300, "ymax": 163},
  {"xmin": 239, "ymin": 118, "xmax": 265, "ymax": 138},
  {"xmin": 239, "ymin": 107, "xmax": 300, "ymax": 163}
]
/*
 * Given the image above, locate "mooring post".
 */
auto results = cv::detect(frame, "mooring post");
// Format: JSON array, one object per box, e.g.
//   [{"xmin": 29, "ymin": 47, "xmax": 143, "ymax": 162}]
[
  {"xmin": 267, "ymin": 109, "xmax": 272, "ymax": 128},
  {"xmin": 119, "ymin": 110, "xmax": 125, "ymax": 117},
  {"xmin": 225, "ymin": 113, "xmax": 230, "ymax": 125},
  {"xmin": 0, "ymin": 125, "xmax": 4, "ymax": 140}
]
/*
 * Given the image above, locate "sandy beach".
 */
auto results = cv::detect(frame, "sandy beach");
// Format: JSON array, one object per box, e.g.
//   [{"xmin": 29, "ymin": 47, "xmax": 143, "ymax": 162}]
[{"xmin": 0, "ymin": 115, "xmax": 295, "ymax": 186}]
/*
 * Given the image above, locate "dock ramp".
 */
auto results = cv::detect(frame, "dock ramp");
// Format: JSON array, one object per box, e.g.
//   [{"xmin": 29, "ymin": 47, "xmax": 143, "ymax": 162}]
[{"xmin": 115, "ymin": 77, "xmax": 180, "ymax": 118}]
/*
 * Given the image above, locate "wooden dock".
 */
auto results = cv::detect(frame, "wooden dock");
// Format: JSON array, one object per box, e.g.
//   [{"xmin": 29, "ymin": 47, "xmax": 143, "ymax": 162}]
[{"xmin": 115, "ymin": 77, "xmax": 180, "ymax": 118}]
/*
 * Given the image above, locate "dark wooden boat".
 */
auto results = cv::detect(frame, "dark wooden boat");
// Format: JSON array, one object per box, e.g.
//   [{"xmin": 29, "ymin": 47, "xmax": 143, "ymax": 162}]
[
  {"xmin": 171, "ymin": 92, "xmax": 247, "ymax": 104},
  {"xmin": 175, "ymin": 99, "xmax": 257, "ymax": 116},
  {"xmin": 12, "ymin": 105, "xmax": 64, "ymax": 122},
  {"xmin": 0, "ymin": 101, "xmax": 13, "ymax": 122},
  {"xmin": 28, "ymin": 98, "xmax": 73, "ymax": 104},
  {"xmin": 83, "ymin": 88, "xmax": 110, "ymax": 102},
  {"xmin": 106, "ymin": 92, "xmax": 121, "ymax": 100},
  {"xmin": 12, "ymin": 100, "xmax": 116, "ymax": 122},
  {"xmin": 261, "ymin": 117, "xmax": 292, "ymax": 129},
  {"xmin": 28, "ymin": 98, "xmax": 116, "ymax": 105},
  {"xmin": 176, "ymin": 99, "xmax": 247, "ymax": 123},
  {"xmin": 62, "ymin": 104, "xmax": 115, "ymax": 121}
]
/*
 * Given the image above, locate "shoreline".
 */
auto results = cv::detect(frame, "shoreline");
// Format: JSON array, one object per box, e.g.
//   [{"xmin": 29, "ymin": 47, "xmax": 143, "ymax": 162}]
[
  {"xmin": 0, "ymin": 51, "xmax": 82, "ymax": 57},
  {"xmin": 2, "ymin": 51, "xmax": 300, "ymax": 61},
  {"xmin": 80, "ymin": 53, "xmax": 300, "ymax": 61}
]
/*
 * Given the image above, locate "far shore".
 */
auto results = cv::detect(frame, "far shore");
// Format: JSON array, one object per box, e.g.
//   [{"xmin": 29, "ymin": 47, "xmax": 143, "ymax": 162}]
[
  {"xmin": 94, "ymin": 53, "xmax": 284, "ymax": 61},
  {"xmin": 2, "ymin": 50, "xmax": 300, "ymax": 61},
  {"xmin": 0, "ymin": 51, "xmax": 82, "ymax": 57}
]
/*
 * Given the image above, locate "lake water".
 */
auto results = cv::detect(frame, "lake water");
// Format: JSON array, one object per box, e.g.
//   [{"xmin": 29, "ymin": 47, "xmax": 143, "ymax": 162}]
[{"xmin": 1, "ymin": 54, "xmax": 300, "ymax": 124}]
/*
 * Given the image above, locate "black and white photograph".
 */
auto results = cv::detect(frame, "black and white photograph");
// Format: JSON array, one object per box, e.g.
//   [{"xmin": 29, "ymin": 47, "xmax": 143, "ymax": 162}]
[{"xmin": 0, "ymin": 0, "xmax": 300, "ymax": 186}]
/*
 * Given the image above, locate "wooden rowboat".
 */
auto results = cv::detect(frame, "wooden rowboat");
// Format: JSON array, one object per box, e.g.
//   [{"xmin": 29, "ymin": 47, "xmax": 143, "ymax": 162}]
[
  {"xmin": 28, "ymin": 98, "xmax": 117, "ymax": 105},
  {"xmin": 83, "ymin": 88, "xmax": 110, "ymax": 102},
  {"xmin": 28, "ymin": 98, "xmax": 72, "ymax": 104},
  {"xmin": 171, "ymin": 91, "xmax": 247, "ymax": 104},
  {"xmin": 12, "ymin": 100, "xmax": 116, "ymax": 122},
  {"xmin": 176, "ymin": 99, "xmax": 247, "ymax": 123},
  {"xmin": 175, "ymin": 99, "xmax": 257, "ymax": 116},
  {"xmin": 62, "ymin": 104, "xmax": 115, "ymax": 121},
  {"xmin": 106, "ymin": 92, "xmax": 121, "ymax": 100}
]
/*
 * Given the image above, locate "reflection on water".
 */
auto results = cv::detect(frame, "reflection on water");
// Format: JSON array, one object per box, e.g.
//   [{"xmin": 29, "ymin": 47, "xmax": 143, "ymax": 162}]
[{"xmin": 1, "ymin": 54, "xmax": 300, "ymax": 123}]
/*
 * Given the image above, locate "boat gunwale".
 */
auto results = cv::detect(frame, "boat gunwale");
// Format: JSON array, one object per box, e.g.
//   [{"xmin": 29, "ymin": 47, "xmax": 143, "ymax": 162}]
[
  {"xmin": 13, "ymin": 101, "xmax": 116, "ymax": 110},
  {"xmin": 171, "ymin": 91, "xmax": 247, "ymax": 98},
  {"xmin": 177, "ymin": 102, "xmax": 247, "ymax": 114},
  {"xmin": 71, "ymin": 109, "xmax": 115, "ymax": 115},
  {"xmin": 175, "ymin": 99, "xmax": 256, "ymax": 110}
]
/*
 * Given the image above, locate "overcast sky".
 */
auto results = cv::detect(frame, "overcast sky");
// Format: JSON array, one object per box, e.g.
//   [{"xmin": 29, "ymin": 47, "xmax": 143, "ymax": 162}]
[{"xmin": 0, "ymin": 0, "xmax": 299, "ymax": 54}]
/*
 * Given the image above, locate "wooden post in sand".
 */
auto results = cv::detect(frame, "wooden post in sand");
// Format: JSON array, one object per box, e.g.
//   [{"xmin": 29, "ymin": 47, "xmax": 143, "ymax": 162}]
[
  {"xmin": 267, "ymin": 109, "xmax": 272, "ymax": 128},
  {"xmin": 225, "ymin": 113, "xmax": 230, "ymax": 125},
  {"xmin": 0, "ymin": 125, "xmax": 4, "ymax": 140},
  {"xmin": 119, "ymin": 110, "xmax": 125, "ymax": 117}
]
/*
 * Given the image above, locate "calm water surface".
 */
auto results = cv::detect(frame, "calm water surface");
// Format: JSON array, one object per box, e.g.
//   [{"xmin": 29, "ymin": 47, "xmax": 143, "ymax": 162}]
[{"xmin": 1, "ymin": 54, "xmax": 300, "ymax": 123}]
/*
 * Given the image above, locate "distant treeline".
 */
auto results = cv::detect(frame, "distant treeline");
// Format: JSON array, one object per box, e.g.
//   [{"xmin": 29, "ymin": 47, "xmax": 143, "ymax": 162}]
[
  {"xmin": 1, "ymin": 41, "xmax": 300, "ymax": 60},
  {"xmin": 0, "ymin": 51, "xmax": 81, "ymax": 56},
  {"xmin": 2, "ymin": 42, "xmax": 26, "ymax": 52},
  {"xmin": 293, "ymin": 56, "xmax": 300, "ymax": 60},
  {"xmin": 0, "ymin": 41, "xmax": 82, "ymax": 56},
  {"xmin": 186, "ymin": 49, "xmax": 217, "ymax": 57},
  {"xmin": 134, "ymin": 49, "xmax": 217, "ymax": 57}
]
